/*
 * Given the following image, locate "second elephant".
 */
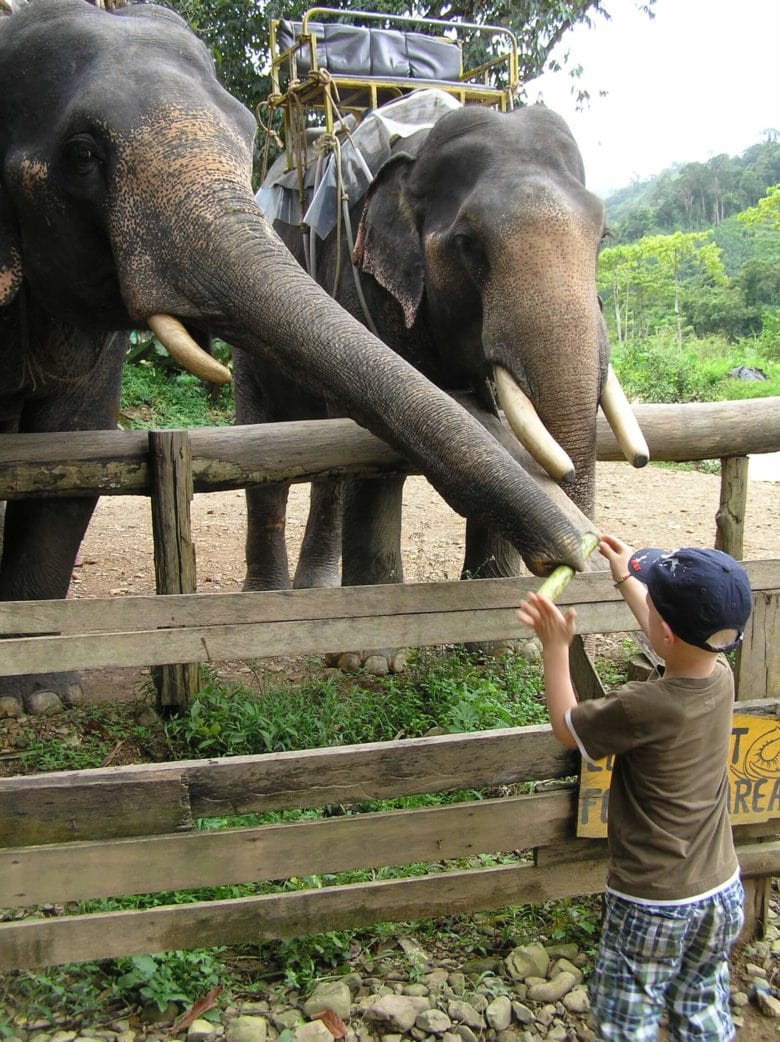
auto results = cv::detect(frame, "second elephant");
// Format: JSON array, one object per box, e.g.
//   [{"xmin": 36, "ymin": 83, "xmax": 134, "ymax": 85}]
[{"xmin": 243, "ymin": 100, "xmax": 645, "ymax": 630}]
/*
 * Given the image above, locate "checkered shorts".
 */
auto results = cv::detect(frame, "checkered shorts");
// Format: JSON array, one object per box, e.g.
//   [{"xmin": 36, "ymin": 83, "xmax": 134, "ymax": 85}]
[{"xmin": 588, "ymin": 877, "xmax": 744, "ymax": 1041}]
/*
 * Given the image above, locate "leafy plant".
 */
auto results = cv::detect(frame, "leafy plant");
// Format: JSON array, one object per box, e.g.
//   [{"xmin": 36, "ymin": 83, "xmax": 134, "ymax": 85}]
[{"xmin": 114, "ymin": 950, "xmax": 229, "ymax": 1013}]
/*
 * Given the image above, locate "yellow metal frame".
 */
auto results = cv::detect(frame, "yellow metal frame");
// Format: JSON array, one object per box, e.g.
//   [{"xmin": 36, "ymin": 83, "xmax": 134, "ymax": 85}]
[{"xmin": 267, "ymin": 8, "xmax": 520, "ymax": 167}]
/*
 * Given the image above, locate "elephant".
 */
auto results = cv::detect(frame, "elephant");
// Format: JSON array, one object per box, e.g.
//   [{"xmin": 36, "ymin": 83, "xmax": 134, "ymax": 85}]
[
  {"xmin": 0, "ymin": 0, "xmax": 591, "ymax": 710},
  {"xmin": 245, "ymin": 96, "xmax": 647, "ymax": 670}
]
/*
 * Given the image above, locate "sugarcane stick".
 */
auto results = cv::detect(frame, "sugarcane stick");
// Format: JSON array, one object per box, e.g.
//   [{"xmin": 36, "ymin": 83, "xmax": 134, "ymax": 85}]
[{"xmin": 536, "ymin": 532, "xmax": 600, "ymax": 603}]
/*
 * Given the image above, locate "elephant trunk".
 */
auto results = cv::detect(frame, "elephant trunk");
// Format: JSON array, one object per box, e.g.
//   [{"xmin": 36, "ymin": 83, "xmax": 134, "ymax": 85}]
[{"xmin": 108, "ymin": 110, "xmax": 588, "ymax": 574}]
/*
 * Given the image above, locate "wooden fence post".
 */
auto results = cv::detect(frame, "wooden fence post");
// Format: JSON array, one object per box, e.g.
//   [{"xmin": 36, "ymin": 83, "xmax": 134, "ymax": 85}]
[
  {"xmin": 148, "ymin": 429, "xmax": 199, "ymax": 711},
  {"xmin": 715, "ymin": 455, "xmax": 749, "ymax": 560}
]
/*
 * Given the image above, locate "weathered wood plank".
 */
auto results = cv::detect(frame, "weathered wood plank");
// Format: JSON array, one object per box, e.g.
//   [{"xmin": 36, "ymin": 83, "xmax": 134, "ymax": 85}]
[
  {"xmin": 737, "ymin": 592, "xmax": 780, "ymax": 700},
  {"xmin": 0, "ymin": 769, "xmax": 192, "ymax": 847},
  {"xmin": 1, "ymin": 561, "xmax": 776, "ymax": 638},
  {"xmin": 0, "ymin": 603, "xmax": 639, "ymax": 675},
  {"xmin": 2, "ymin": 840, "xmax": 776, "ymax": 970},
  {"xmin": 0, "ymin": 727, "xmax": 578, "ymax": 844},
  {"xmin": 0, "ymin": 790, "xmax": 574, "ymax": 907},
  {"xmin": 4, "ymin": 701, "xmax": 777, "ymax": 846},
  {"xmin": 0, "ymin": 399, "xmax": 777, "ymax": 500}
]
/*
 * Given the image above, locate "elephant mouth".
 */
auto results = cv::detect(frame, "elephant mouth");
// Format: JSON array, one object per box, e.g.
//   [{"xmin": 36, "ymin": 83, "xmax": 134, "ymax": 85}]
[
  {"xmin": 493, "ymin": 364, "xmax": 649, "ymax": 482},
  {"xmin": 147, "ymin": 314, "xmax": 232, "ymax": 385}
]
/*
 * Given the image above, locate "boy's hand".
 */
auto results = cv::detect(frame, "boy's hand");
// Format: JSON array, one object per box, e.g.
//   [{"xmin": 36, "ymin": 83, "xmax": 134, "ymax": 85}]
[
  {"xmin": 598, "ymin": 533, "xmax": 634, "ymax": 585},
  {"xmin": 516, "ymin": 592, "xmax": 577, "ymax": 650}
]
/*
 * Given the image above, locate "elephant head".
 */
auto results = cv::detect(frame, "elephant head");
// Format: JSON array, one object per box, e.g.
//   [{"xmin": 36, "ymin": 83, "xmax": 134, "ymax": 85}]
[
  {"xmin": 0, "ymin": 0, "xmax": 588, "ymax": 575},
  {"xmin": 354, "ymin": 104, "xmax": 647, "ymax": 519}
]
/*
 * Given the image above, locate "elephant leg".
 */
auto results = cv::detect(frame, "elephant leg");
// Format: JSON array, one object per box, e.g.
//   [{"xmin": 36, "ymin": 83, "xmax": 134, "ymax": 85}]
[
  {"xmin": 331, "ymin": 475, "xmax": 407, "ymax": 675},
  {"xmin": 243, "ymin": 482, "xmax": 293, "ymax": 591},
  {"xmin": 461, "ymin": 519, "xmax": 528, "ymax": 661},
  {"xmin": 293, "ymin": 477, "xmax": 343, "ymax": 590},
  {"xmin": 0, "ymin": 496, "xmax": 98, "ymax": 712}
]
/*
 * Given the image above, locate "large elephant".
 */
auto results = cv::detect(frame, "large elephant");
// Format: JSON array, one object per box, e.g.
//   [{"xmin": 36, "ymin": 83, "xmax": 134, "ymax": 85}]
[
  {"xmin": 244, "ymin": 97, "xmax": 646, "ymax": 668},
  {"xmin": 0, "ymin": 0, "xmax": 589, "ymax": 709}
]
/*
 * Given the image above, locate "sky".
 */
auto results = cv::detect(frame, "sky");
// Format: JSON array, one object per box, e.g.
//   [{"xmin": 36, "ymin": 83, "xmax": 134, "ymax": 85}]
[{"xmin": 526, "ymin": 0, "xmax": 780, "ymax": 198}]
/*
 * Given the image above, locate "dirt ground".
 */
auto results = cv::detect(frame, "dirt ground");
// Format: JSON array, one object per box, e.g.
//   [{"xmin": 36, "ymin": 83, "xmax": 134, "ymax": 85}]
[{"xmin": 70, "ymin": 458, "xmax": 780, "ymax": 703}]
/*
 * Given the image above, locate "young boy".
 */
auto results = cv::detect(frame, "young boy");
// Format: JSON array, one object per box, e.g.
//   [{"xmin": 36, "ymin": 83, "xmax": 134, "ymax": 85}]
[{"xmin": 516, "ymin": 535, "xmax": 753, "ymax": 1042}]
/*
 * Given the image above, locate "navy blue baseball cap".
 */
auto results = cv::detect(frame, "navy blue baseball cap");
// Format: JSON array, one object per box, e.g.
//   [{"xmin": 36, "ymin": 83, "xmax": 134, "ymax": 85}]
[{"xmin": 627, "ymin": 547, "xmax": 752, "ymax": 652}]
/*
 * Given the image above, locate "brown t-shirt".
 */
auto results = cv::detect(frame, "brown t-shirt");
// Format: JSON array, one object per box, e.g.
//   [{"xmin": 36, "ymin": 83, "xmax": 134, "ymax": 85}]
[{"xmin": 568, "ymin": 657, "xmax": 738, "ymax": 902}]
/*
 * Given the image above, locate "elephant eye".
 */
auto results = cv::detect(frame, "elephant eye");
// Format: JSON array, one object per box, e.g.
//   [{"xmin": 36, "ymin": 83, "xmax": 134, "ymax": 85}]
[{"xmin": 63, "ymin": 136, "xmax": 104, "ymax": 176}]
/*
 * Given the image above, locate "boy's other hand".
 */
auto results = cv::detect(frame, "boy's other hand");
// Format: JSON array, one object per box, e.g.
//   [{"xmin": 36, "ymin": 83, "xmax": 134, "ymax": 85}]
[
  {"xmin": 599, "ymin": 533, "xmax": 634, "ymax": 584},
  {"xmin": 516, "ymin": 592, "xmax": 577, "ymax": 650}
]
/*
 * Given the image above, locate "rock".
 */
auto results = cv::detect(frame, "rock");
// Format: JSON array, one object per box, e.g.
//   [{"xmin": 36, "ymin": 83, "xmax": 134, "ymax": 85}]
[
  {"xmin": 562, "ymin": 987, "xmax": 590, "ymax": 1014},
  {"xmin": 504, "ymin": 944, "xmax": 549, "ymax": 982},
  {"xmin": 293, "ymin": 1024, "xmax": 333, "ymax": 1042},
  {"xmin": 511, "ymin": 1002, "xmax": 534, "ymax": 1025},
  {"xmin": 755, "ymin": 990, "xmax": 780, "ymax": 1018},
  {"xmin": 423, "ymin": 971, "xmax": 450, "ymax": 995},
  {"xmin": 414, "ymin": 1010, "xmax": 452, "ymax": 1035},
  {"xmin": 730, "ymin": 991, "xmax": 750, "ymax": 1008},
  {"xmin": 544, "ymin": 1026, "xmax": 568, "ymax": 1041},
  {"xmin": 550, "ymin": 958, "xmax": 583, "ymax": 986},
  {"xmin": 188, "ymin": 1020, "xmax": 221, "ymax": 1041},
  {"xmin": 402, "ymin": 985, "xmax": 429, "ymax": 998},
  {"xmin": 526, "ymin": 972, "xmax": 578, "ymax": 1004},
  {"xmin": 544, "ymin": 944, "xmax": 579, "ymax": 962},
  {"xmin": 0, "ymin": 696, "xmax": 23, "ymax": 718},
  {"xmin": 398, "ymin": 937, "xmax": 433, "ymax": 972},
  {"xmin": 450, "ymin": 1026, "xmax": 478, "ymax": 1042},
  {"xmin": 445, "ymin": 1001, "xmax": 484, "ymax": 1030},
  {"xmin": 272, "ymin": 1012, "xmax": 304, "ymax": 1031},
  {"xmin": 50, "ymin": 1033, "xmax": 78, "ymax": 1042},
  {"xmin": 226, "ymin": 1016, "xmax": 268, "ymax": 1042},
  {"xmin": 446, "ymin": 973, "xmax": 466, "ymax": 995},
  {"xmin": 303, "ymin": 982, "xmax": 352, "ymax": 1021},
  {"xmin": 364, "ymin": 997, "xmax": 421, "ymax": 1033},
  {"xmin": 25, "ymin": 690, "xmax": 65, "ymax": 715},
  {"xmin": 461, "ymin": 958, "xmax": 501, "ymax": 977},
  {"xmin": 485, "ymin": 996, "xmax": 512, "ymax": 1031}
]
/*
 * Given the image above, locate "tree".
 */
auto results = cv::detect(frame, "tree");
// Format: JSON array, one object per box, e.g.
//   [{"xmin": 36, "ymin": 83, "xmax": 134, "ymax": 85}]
[
  {"xmin": 167, "ymin": 0, "xmax": 655, "ymax": 117},
  {"xmin": 597, "ymin": 232, "xmax": 727, "ymax": 344},
  {"xmin": 739, "ymin": 184, "xmax": 780, "ymax": 232}
]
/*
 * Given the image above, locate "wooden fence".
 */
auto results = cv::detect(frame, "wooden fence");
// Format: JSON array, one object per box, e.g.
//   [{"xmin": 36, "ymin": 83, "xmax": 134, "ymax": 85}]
[{"xmin": 0, "ymin": 398, "xmax": 778, "ymax": 969}]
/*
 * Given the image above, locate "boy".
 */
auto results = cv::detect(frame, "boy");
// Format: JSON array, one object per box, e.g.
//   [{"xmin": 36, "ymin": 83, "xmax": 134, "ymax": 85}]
[{"xmin": 516, "ymin": 535, "xmax": 753, "ymax": 1042}]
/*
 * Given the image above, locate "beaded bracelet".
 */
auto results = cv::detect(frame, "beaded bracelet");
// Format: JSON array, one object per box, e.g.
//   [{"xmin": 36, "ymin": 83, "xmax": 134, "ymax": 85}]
[{"xmin": 613, "ymin": 574, "xmax": 631, "ymax": 588}]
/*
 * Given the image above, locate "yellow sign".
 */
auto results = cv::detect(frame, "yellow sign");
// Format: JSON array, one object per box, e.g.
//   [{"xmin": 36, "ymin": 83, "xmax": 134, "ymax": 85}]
[{"xmin": 577, "ymin": 715, "xmax": 780, "ymax": 838}]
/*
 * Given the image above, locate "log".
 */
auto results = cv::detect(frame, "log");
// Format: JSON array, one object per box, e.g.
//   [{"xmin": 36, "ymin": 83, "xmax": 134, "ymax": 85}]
[
  {"xmin": 715, "ymin": 455, "xmax": 749, "ymax": 559},
  {"xmin": 0, "ymin": 398, "xmax": 776, "ymax": 499}
]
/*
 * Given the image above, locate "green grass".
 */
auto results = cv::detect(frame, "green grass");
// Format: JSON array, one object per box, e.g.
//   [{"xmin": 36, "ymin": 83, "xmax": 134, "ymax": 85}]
[{"xmin": 121, "ymin": 362, "xmax": 234, "ymax": 429}]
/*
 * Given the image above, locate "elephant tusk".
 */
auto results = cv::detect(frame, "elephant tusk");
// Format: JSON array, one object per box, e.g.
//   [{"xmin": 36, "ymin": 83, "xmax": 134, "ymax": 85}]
[
  {"xmin": 495, "ymin": 367, "xmax": 575, "ymax": 484},
  {"xmin": 599, "ymin": 364, "xmax": 649, "ymax": 468},
  {"xmin": 147, "ymin": 314, "xmax": 232, "ymax": 385}
]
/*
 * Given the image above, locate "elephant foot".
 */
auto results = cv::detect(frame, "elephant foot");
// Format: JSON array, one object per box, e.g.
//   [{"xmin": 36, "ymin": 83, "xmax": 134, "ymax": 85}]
[
  {"xmin": 324, "ymin": 649, "xmax": 408, "ymax": 676},
  {"xmin": 465, "ymin": 638, "xmax": 542, "ymax": 664},
  {"xmin": 0, "ymin": 672, "xmax": 84, "ymax": 716}
]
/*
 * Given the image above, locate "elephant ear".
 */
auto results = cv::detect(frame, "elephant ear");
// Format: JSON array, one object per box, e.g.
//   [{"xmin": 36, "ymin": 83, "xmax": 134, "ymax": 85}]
[
  {"xmin": 0, "ymin": 187, "xmax": 23, "ymax": 308},
  {"xmin": 353, "ymin": 152, "xmax": 423, "ymax": 329}
]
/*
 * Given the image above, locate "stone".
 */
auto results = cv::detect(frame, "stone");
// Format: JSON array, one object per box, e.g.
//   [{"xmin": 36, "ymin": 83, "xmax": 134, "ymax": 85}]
[
  {"xmin": 293, "ymin": 1024, "xmax": 333, "ymax": 1042},
  {"xmin": 0, "ymin": 696, "xmax": 23, "ymax": 718},
  {"xmin": 364, "ymin": 997, "xmax": 420, "ymax": 1033},
  {"xmin": 414, "ymin": 1010, "xmax": 452, "ymax": 1035},
  {"xmin": 446, "ymin": 1001, "xmax": 484, "ymax": 1031},
  {"xmin": 526, "ymin": 972, "xmax": 578, "ymax": 1004},
  {"xmin": 485, "ymin": 996, "xmax": 512, "ymax": 1032},
  {"xmin": 303, "ymin": 982, "xmax": 352, "ymax": 1021},
  {"xmin": 504, "ymin": 944, "xmax": 549, "ymax": 982},
  {"xmin": 461, "ymin": 958, "xmax": 502, "ymax": 977},
  {"xmin": 450, "ymin": 1027, "xmax": 478, "ymax": 1042},
  {"xmin": 188, "ymin": 1020, "xmax": 220, "ymax": 1041},
  {"xmin": 226, "ymin": 1016, "xmax": 268, "ymax": 1042},
  {"xmin": 51, "ymin": 1033, "xmax": 78, "ymax": 1042},
  {"xmin": 544, "ymin": 944, "xmax": 579, "ymax": 962},
  {"xmin": 398, "ymin": 937, "xmax": 433, "ymax": 973},
  {"xmin": 446, "ymin": 974, "xmax": 466, "ymax": 995},
  {"xmin": 730, "ymin": 991, "xmax": 750, "ymax": 1008},
  {"xmin": 272, "ymin": 1012, "xmax": 304, "ymax": 1031},
  {"xmin": 402, "ymin": 985, "xmax": 430, "ymax": 998},
  {"xmin": 550, "ymin": 958, "xmax": 583, "ymax": 986},
  {"xmin": 545, "ymin": 1026, "xmax": 568, "ymax": 1041},
  {"xmin": 755, "ymin": 991, "xmax": 780, "ymax": 1018},
  {"xmin": 424, "ymin": 971, "xmax": 450, "ymax": 994},
  {"xmin": 511, "ymin": 1002, "xmax": 534, "ymax": 1026},
  {"xmin": 562, "ymin": 988, "xmax": 590, "ymax": 1014}
]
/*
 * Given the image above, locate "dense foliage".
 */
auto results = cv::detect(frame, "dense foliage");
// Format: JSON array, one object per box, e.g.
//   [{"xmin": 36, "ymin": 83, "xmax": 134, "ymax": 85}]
[{"xmin": 606, "ymin": 138, "xmax": 780, "ymax": 241}]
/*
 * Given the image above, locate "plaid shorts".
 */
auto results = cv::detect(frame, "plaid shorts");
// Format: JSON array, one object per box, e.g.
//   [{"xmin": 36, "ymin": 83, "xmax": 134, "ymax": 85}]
[{"xmin": 588, "ymin": 877, "xmax": 744, "ymax": 1041}]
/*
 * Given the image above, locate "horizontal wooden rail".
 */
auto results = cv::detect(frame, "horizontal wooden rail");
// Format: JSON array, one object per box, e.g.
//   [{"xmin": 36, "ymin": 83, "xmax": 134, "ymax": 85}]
[
  {"xmin": 0, "ymin": 561, "xmax": 776, "ymax": 678},
  {"xmin": 2, "ymin": 840, "xmax": 778, "ymax": 970},
  {"xmin": 0, "ymin": 398, "xmax": 777, "ymax": 499}
]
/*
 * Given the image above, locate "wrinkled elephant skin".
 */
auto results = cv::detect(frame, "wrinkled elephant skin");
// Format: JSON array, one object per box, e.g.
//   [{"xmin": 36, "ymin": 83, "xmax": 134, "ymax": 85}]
[
  {"xmin": 0, "ymin": 0, "xmax": 583, "ymax": 707},
  {"xmin": 240, "ymin": 105, "xmax": 613, "ymax": 640}
]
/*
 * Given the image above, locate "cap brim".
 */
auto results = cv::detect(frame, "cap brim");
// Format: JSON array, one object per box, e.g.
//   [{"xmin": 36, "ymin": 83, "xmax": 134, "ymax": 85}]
[{"xmin": 627, "ymin": 548, "xmax": 665, "ymax": 584}]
